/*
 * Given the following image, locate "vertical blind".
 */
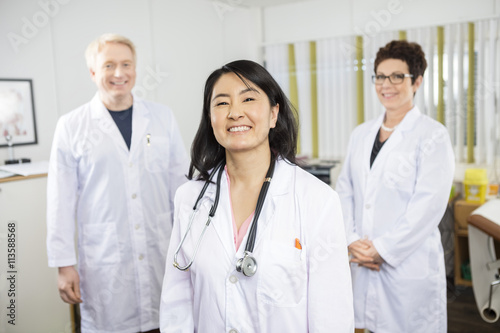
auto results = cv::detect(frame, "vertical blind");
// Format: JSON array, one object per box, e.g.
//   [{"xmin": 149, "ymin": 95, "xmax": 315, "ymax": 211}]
[{"xmin": 264, "ymin": 19, "xmax": 500, "ymax": 165}]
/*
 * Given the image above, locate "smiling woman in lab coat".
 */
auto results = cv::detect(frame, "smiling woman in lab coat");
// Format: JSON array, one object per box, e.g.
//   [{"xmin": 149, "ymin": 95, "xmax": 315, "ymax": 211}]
[
  {"xmin": 159, "ymin": 60, "xmax": 354, "ymax": 332},
  {"xmin": 336, "ymin": 40, "xmax": 455, "ymax": 333}
]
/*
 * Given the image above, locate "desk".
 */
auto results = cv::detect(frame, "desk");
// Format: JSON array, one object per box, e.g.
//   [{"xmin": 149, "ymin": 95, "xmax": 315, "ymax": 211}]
[
  {"xmin": 0, "ymin": 173, "xmax": 47, "ymax": 183},
  {"xmin": 0, "ymin": 174, "xmax": 72, "ymax": 332}
]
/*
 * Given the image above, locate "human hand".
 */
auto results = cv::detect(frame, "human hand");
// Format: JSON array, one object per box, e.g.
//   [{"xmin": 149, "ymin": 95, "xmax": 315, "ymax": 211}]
[
  {"xmin": 348, "ymin": 239, "xmax": 383, "ymax": 271},
  {"xmin": 58, "ymin": 266, "xmax": 82, "ymax": 304}
]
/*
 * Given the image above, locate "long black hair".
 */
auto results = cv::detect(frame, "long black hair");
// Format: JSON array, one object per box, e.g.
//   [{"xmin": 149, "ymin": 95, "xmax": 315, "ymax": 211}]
[{"xmin": 188, "ymin": 60, "xmax": 298, "ymax": 181}]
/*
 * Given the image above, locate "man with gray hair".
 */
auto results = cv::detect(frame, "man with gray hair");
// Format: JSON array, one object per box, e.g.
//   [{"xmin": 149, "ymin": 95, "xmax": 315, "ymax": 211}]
[{"xmin": 46, "ymin": 33, "xmax": 188, "ymax": 333}]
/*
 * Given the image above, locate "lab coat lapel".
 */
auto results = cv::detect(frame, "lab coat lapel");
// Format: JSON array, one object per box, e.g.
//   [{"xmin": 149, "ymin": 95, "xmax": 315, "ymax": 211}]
[
  {"xmin": 90, "ymin": 93, "xmax": 129, "ymax": 155},
  {"xmin": 363, "ymin": 113, "xmax": 385, "ymax": 173},
  {"xmin": 205, "ymin": 168, "xmax": 239, "ymax": 260},
  {"xmin": 129, "ymin": 95, "xmax": 150, "ymax": 158},
  {"xmin": 370, "ymin": 106, "xmax": 421, "ymax": 172},
  {"xmin": 370, "ymin": 129, "xmax": 403, "ymax": 173},
  {"xmin": 204, "ymin": 161, "xmax": 286, "ymax": 260},
  {"xmin": 245, "ymin": 159, "xmax": 286, "ymax": 255}
]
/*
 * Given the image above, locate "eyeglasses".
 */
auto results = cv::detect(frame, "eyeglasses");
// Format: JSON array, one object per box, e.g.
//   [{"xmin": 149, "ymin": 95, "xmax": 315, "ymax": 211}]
[{"xmin": 372, "ymin": 73, "xmax": 414, "ymax": 85}]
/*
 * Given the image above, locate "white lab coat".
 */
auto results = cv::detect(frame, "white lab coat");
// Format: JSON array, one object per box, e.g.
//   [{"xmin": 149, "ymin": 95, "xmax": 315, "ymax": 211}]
[
  {"xmin": 336, "ymin": 106, "xmax": 455, "ymax": 333},
  {"xmin": 47, "ymin": 93, "xmax": 189, "ymax": 333},
  {"xmin": 159, "ymin": 159, "xmax": 354, "ymax": 332}
]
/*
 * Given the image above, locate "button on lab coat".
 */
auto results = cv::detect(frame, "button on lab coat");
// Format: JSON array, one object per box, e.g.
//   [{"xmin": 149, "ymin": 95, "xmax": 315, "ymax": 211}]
[
  {"xmin": 336, "ymin": 107, "xmax": 455, "ymax": 333},
  {"xmin": 47, "ymin": 93, "xmax": 188, "ymax": 333},
  {"xmin": 160, "ymin": 159, "xmax": 354, "ymax": 332}
]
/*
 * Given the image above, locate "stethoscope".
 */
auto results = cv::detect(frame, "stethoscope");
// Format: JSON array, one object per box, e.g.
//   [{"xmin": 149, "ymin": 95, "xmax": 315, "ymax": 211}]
[{"xmin": 173, "ymin": 157, "xmax": 276, "ymax": 277}]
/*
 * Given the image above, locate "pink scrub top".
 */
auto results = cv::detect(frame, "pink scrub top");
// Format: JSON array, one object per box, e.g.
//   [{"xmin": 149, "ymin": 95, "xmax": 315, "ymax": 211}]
[{"xmin": 225, "ymin": 166, "xmax": 254, "ymax": 251}]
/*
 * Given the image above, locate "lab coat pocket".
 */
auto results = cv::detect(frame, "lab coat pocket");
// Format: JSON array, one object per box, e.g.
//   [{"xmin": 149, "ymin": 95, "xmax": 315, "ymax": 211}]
[
  {"xmin": 398, "ymin": 240, "xmax": 430, "ymax": 279},
  {"xmin": 82, "ymin": 223, "xmax": 120, "ymax": 267},
  {"xmin": 257, "ymin": 243, "xmax": 307, "ymax": 307},
  {"xmin": 382, "ymin": 150, "xmax": 417, "ymax": 194},
  {"xmin": 145, "ymin": 135, "xmax": 169, "ymax": 172}
]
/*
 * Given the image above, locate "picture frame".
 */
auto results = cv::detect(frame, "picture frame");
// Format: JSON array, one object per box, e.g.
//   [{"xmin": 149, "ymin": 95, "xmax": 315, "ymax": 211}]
[{"xmin": 0, "ymin": 78, "xmax": 38, "ymax": 147}]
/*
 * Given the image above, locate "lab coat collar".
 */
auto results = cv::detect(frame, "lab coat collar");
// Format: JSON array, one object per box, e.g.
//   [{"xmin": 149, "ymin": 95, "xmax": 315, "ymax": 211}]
[
  {"xmin": 364, "ymin": 106, "xmax": 421, "ymax": 172},
  {"xmin": 89, "ymin": 92, "xmax": 150, "ymax": 156},
  {"xmin": 392, "ymin": 105, "xmax": 421, "ymax": 133},
  {"xmin": 202, "ymin": 158, "xmax": 290, "ymax": 261},
  {"xmin": 129, "ymin": 95, "xmax": 150, "ymax": 156},
  {"xmin": 89, "ymin": 92, "xmax": 148, "ymax": 117},
  {"xmin": 202, "ymin": 157, "xmax": 290, "ymax": 198},
  {"xmin": 245, "ymin": 158, "xmax": 290, "ymax": 255},
  {"xmin": 368, "ymin": 105, "xmax": 421, "ymax": 133},
  {"xmin": 90, "ymin": 92, "xmax": 107, "ymax": 119}
]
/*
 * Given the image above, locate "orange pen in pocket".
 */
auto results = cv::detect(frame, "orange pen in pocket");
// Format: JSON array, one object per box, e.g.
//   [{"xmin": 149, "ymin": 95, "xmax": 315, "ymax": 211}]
[{"xmin": 295, "ymin": 238, "xmax": 302, "ymax": 250}]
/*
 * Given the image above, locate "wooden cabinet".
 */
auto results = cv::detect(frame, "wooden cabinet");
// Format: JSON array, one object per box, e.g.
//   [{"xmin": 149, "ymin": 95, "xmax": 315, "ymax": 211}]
[
  {"xmin": 0, "ymin": 175, "xmax": 72, "ymax": 332},
  {"xmin": 454, "ymin": 199, "xmax": 481, "ymax": 287}
]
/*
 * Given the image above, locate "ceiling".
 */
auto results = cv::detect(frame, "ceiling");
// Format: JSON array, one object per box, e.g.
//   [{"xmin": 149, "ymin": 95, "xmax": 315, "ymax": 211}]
[
  {"xmin": 245, "ymin": 0, "xmax": 309, "ymax": 6},
  {"xmin": 212, "ymin": 0, "xmax": 312, "ymax": 8}
]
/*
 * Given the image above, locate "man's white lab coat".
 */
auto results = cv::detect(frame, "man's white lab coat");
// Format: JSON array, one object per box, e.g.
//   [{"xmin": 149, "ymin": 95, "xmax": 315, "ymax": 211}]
[{"xmin": 47, "ymin": 93, "xmax": 188, "ymax": 333}]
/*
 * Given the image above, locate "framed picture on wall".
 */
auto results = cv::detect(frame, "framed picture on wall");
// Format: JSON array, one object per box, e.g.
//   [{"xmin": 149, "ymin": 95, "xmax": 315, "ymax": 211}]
[{"xmin": 0, "ymin": 78, "xmax": 38, "ymax": 147}]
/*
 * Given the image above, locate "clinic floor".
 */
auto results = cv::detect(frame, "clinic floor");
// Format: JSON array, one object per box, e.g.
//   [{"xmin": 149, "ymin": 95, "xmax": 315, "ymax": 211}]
[
  {"xmin": 70, "ymin": 284, "xmax": 498, "ymax": 333},
  {"xmin": 447, "ymin": 284, "xmax": 500, "ymax": 332}
]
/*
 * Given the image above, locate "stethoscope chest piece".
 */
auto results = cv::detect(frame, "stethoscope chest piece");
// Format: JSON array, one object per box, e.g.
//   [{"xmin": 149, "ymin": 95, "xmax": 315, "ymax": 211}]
[
  {"xmin": 236, "ymin": 251, "xmax": 258, "ymax": 277},
  {"xmin": 174, "ymin": 157, "xmax": 275, "ymax": 277}
]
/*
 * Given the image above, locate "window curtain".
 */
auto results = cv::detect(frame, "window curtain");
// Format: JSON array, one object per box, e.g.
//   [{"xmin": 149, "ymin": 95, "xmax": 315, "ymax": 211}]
[{"xmin": 264, "ymin": 18, "xmax": 500, "ymax": 165}]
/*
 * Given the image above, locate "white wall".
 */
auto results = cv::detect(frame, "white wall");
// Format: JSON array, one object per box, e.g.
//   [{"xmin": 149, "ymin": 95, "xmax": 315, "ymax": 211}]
[
  {"xmin": 1, "ymin": 0, "xmax": 499, "ymax": 163},
  {"xmin": 0, "ymin": 0, "xmax": 261, "ymax": 163},
  {"xmin": 0, "ymin": 0, "xmax": 59, "ymax": 164},
  {"xmin": 261, "ymin": 0, "xmax": 500, "ymax": 182},
  {"xmin": 263, "ymin": 0, "xmax": 500, "ymax": 44}
]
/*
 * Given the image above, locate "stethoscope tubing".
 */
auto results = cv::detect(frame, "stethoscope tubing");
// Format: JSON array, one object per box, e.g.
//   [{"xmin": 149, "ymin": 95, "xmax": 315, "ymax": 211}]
[
  {"xmin": 173, "ymin": 161, "xmax": 225, "ymax": 271},
  {"xmin": 173, "ymin": 157, "xmax": 275, "ymax": 276},
  {"xmin": 244, "ymin": 159, "xmax": 275, "ymax": 254}
]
